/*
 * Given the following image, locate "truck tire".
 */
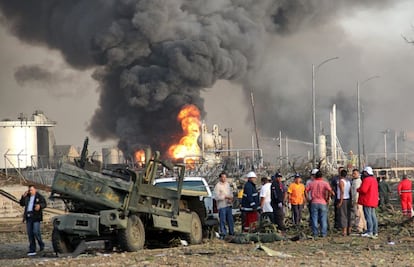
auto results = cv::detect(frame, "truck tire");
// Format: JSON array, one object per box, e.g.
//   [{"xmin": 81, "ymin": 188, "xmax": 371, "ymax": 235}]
[
  {"xmin": 186, "ymin": 211, "xmax": 203, "ymax": 244},
  {"xmin": 118, "ymin": 215, "xmax": 145, "ymax": 252},
  {"xmin": 52, "ymin": 227, "xmax": 76, "ymax": 253},
  {"xmin": 185, "ymin": 197, "xmax": 209, "ymax": 238},
  {"xmin": 185, "ymin": 197, "xmax": 207, "ymax": 221}
]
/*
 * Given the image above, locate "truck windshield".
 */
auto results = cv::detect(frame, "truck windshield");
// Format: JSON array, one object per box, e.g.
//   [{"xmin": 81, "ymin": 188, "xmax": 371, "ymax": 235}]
[{"xmin": 155, "ymin": 181, "xmax": 208, "ymax": 193}]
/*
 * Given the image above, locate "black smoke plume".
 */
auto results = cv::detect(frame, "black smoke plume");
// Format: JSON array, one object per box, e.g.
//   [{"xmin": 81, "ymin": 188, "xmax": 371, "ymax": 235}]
[{"xmin": 0, "ymin": 0, "xmax": 396, "ymax": 157}]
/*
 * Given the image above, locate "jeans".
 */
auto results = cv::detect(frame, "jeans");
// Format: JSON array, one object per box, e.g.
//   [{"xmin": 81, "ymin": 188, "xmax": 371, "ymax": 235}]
[
  {"xmin": 292, "ymin": 204, "xmax": 304, "ymax": 225},
  {"xmin": 363, "ymin": 206, "xmax": 378, "ymax": 235},
  {"xmin": 311, "ymin": 203, "xmax": 328, "ymax": 237},
  {"xmin": 26, "ymin": 218, "xmax": 45, "ymax": 253},
  {"xmin": 218, "ymin": 206, "xmax": 234, "ymax": 236}
]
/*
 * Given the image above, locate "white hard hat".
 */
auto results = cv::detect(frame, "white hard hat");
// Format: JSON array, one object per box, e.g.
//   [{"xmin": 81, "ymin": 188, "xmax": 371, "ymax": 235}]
[
  {"xmin": 246, "ymin": 171, "xmax": 257, "ymax": 178},
  {"xmin": 311, "ymin": 169, "xmax": 319, "ymax": 175},
  {"xmin": 363, "ymin": 166, "xmax": 374, "ymax": 175}
]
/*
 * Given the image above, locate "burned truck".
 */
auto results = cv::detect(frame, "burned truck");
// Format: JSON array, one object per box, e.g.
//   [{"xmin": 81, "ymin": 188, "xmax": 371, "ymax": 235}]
[{"xmin": 50, "ymin": 138, "xmax": 204, "ymax": 253}]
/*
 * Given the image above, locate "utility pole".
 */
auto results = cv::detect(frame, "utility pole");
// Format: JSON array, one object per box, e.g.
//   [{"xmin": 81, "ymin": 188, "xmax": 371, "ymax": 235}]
[{"xmin": 250, "ymin": 90, "xmax": 261, "ymax": 165}]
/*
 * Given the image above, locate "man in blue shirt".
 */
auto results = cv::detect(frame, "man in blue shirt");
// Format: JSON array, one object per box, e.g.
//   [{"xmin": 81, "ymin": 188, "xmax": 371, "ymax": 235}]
[{"xmin": 20, "ymin": 185, "xmax": 47, "ymax": 256}]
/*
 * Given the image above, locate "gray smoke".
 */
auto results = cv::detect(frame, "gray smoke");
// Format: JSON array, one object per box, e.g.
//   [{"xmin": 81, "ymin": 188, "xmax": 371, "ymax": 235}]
[
  {"xmin": 15, "ymin": 65, "xmax": 54, "ymax": 86},
  {"xmin": 0, "ymin": 0, "xmax": 398, "ymax": 157},
  {"xmin": 14, "ymin": 63, "xmax": 86, "ymax": 97}
]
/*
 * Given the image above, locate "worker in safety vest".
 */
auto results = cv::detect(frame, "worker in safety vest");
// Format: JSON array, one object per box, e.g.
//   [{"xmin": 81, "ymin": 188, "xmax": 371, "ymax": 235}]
[{"xmin": 397, "ymin": 175, "xmax": 412, "ymax": 217}]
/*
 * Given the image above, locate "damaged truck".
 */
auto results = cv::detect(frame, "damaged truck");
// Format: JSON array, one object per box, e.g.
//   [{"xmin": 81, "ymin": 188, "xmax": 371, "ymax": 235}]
[{"xmin": 50, "ymin": 138, "xmax": 204, "ymax": 254}]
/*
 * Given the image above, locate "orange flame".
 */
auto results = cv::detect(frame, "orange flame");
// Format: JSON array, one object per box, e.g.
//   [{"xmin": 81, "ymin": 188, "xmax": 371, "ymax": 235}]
[
  {"xmin": 168, "ymin": 104, "xmax": 201, "ymax": 166},
  {"xmin": 134, "ymin": 149, "xmax": 145, "ymax": 165}
]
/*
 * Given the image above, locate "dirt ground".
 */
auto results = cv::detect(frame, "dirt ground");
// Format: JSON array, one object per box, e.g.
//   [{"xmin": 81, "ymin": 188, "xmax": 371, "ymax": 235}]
[{"xmin": 1, "ymin": 207, "xmax": 414, "ymax": 267}]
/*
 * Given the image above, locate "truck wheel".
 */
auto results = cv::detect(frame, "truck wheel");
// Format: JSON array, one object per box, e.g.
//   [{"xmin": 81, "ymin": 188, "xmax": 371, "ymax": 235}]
[
  {"xmin": 52, "ymin": 227, "xmax": 74, "ymax": 253},
  {"xmin": 185, "ymin": 197, "xmax": 207, "ymax": 221},
  {"xmin": 187, "ymin": 211, "xmax": 203, "ymax": 244},
  {"xmin": 118, "ymin": 215, "xmax": 145, "ymax": 252}
]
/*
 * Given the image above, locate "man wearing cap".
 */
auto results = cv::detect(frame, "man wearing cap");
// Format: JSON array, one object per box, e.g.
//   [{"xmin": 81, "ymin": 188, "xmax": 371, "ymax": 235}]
[
  {"xmin": 397, "ymin": 175, "xmax": 412, "ymax": 217},
  {"xmin": 357, "ymin": 166, "xmax": 379, "ymax": 238},
  {"xmin": 241, "ymin": 171, "xmax": 259, "ymax": 232},
  {"xmin": 306, "ymin": 170, "xmax": 334, "ymax": 238},
  {"xmin": 288, "ymin": 173, "xmax": 305, "ymax": 226},
  {"xmin": 271, "ymin": 173, "xmax": 286, "ymax": 231}
]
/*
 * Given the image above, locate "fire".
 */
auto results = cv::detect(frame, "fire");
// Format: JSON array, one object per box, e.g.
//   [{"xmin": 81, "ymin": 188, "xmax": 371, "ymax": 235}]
[
  {"xmin": 134, "ymin": 149, "xmax": 145, "ymax": 164},
  {"xmin": 168, "ymin": 104, "xmax": 201, "ymax": 166}
]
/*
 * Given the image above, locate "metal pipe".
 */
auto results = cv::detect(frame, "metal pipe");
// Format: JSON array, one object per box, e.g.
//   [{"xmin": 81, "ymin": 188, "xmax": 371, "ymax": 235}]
[{"xmin": 224, "ymin": 128, "xmax": 232, "ymax": 157}]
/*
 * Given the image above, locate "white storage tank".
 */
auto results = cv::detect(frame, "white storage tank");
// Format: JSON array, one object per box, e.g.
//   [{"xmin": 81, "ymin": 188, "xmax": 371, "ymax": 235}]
[
  {"xmin": 0, "ymin": 111, "xmax": 56, "ymax": 169},
  {"xmin": 102, "ymin": 147, "xmax": 124, "ymax": 165},
  {"xmin": 0, "ymin": 121, "xmax": 38, "ymax": 169},
  {"xmin": 318, "ymin": 134, "xmax": 327, "ymax": 162}
]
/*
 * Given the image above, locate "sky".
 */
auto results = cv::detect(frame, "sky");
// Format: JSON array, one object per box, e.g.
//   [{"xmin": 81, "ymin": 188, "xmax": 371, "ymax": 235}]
[{"xmin": 0, "ymin": 0, "xmax": 414, "ymax": 161}]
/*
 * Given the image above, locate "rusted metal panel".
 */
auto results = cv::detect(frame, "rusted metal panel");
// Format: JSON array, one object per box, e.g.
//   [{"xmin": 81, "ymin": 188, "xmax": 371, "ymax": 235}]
[{"xmin": 152, "ymin": 212, "xmax": 192, "ymax": 233}]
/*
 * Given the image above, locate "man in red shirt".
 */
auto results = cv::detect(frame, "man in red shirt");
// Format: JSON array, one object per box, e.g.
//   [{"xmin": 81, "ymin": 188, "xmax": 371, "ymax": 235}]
[
  {"xmin": 305, "ymin": 169, "xmax": 334, "ymax": 238},
  {"xmin": 357, "ymin": 166, "xmax": 379, "ymax": 238},
  {"xmin": 397, "ymin": 175, "xmax": 412, "ymax": 217}
]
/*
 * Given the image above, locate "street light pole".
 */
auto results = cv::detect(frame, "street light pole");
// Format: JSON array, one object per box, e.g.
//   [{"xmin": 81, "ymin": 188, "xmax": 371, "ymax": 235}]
[
  {"xmin": 357, "ymin": 75, "xmax": 380, "ymax": 171},
  {"xmin": 384, "ymin": 130, "xmax": 388, "ymax": 168},
  {"xmin": 357, "ymin": 81, "xmax": 361, "ymax": 171},
  {"xmin": 312, "ymin": 56, "xmax": 339, "ymax": 168}
]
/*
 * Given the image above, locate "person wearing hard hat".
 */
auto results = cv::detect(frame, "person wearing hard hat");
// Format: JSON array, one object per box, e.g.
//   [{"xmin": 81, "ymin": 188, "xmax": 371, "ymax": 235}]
[{"xmin": 241, "ymin": 171, "xmax": 259, "ymax": 232}]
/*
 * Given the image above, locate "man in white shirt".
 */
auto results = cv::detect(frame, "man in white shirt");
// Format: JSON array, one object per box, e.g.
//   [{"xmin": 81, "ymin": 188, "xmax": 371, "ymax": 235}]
[
  {"xmin": 214, "ymin": 172, "xmax": 234, "ymax": 238},
  {"xmin": 260, "ymin": 176, "xmax": 274, "ymax": 223}
]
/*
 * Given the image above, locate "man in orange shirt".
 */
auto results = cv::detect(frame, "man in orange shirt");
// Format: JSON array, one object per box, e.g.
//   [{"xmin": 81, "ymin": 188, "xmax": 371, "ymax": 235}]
[{"xmin": 288, "ymin": 174, "xmax": 306, "ymax": 226}]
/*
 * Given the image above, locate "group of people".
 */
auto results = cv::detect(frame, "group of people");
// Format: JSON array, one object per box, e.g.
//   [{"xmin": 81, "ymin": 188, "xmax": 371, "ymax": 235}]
[
  {"xmin": 215, "ymin": 165, "xmax": 412, "ymax": 240},
  {"xmin": 18, "ymin": 168, "xmax": 413, "ymax": 256}
]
